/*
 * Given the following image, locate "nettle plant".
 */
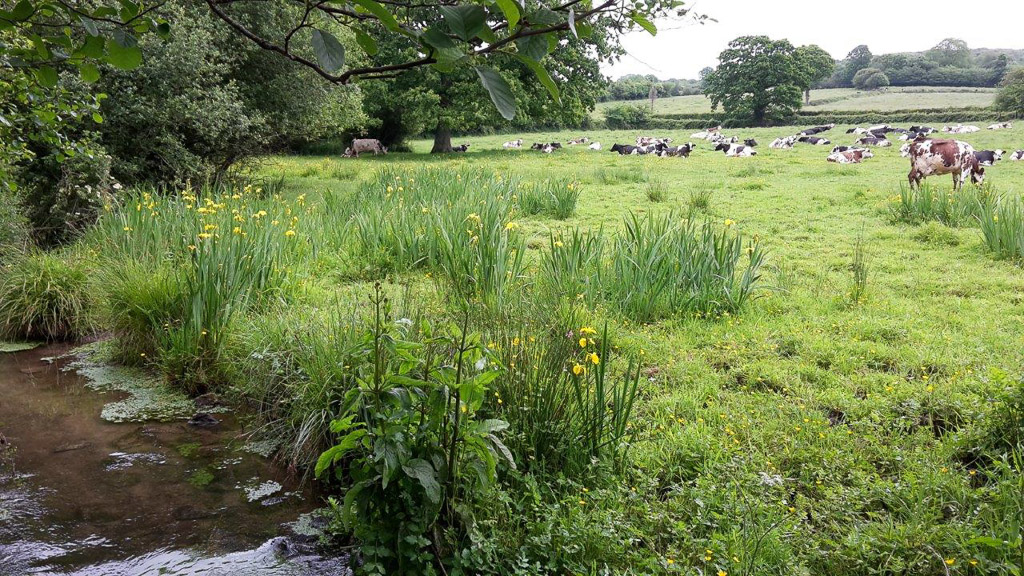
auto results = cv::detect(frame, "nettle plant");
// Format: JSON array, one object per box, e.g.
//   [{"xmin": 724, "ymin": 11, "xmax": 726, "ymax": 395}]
[{"xmin": 315, "ymin": 284, "xmax": 515, "ymax": 574}]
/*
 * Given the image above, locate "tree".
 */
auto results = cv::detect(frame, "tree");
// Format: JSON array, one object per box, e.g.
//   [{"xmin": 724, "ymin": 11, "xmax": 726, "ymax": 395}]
[
  {"xmin": 794, "ymin": 45, "xmax": 834, "ymax": 103},
  {"xmin": 0, "ymin": 1, "xmax": 168, "ymax": 191},
  {"xmin": 927, "ymin": 38, "xmax": 971, "ymax": 68},
  {"xmin": 199, "ymin": 0, "xmax": 695, "ymax": 127},
  {"xmin": 995, "ymin": 67, "xmax": 1024, "ymax": 118},
  {"xmin": 95, "ymin": 1, "xmax": 365, "ymax": 184},
  {"xmin": 840, "ymin": 44, "xmax": 872, "ymax": 86},
  {"xmin": 361, "ymin": 23, "xmax": 613, "ymax": 152},
  {"xmin": 989, "ymin": 54, "xmax": 1009, "ymax": 86},
  {"xmin": 852, "ymin": 67, "xmax": 889, "ymax": 90},
  {"xmin": 703, "ymin": 36, "xmax": 805, "ymax": 125}
]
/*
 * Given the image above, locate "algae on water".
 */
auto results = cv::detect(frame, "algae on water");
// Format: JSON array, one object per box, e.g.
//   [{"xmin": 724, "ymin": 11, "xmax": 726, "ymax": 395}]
[
  {"xmin": 63, "ymin": 342, "xmax": 194, "ymax": 423},
  {"xmin": 0, "ymin": 342, "xmax": 40, "ymax": 353}
]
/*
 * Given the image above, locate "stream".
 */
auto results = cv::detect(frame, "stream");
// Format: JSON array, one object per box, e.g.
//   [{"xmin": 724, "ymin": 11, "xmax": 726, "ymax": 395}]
[{"xmin": 0, "ymin": 344, "xmax": 350, "ymax": 575}]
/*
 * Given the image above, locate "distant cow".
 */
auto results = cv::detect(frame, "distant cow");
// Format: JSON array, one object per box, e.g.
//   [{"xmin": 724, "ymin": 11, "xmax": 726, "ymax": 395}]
[
  {"xmin": 1011, "ymin": 150, "xmax": 1024, "ymax": 161},
  {"xmin": 610, "ymin": 143, "xmax": 638, "ymax": 155},
  {"xmin": 974, "ymin": 149, "xmax": 1005, "ymax": 166},
  {"xmin": 942, "ymin": 124, "xmax": 980, "ymax": 134},
  {"xmin": 798, "ymin": 136, "xmax": 831, "ymax": 145},
  {"xmin": 907, "ymin": 138, "xmax": 985, "ymax": 190},
  {"xmin": 659, "ymin": 142, "xmax": 695, "ymax": 158},
  {"xmin": 799, "ymin": 123, "xmax": 835, "ymax": 136},
  {"xmin": 348, "ymin": 138, "xmax": 387, "ymax": 157},
  {"xmin": 503, "ymin": 139, "xmax": 523, "ymax": 149},
  {"xmin": 744, "ymin": 138, "xmax": 758, "ymax": 147},
  {"xmin": 987, "ymin": 122, "xmax": 1012, "ymax": 130},
  {"xmin": 856, "ymin": 137, "xmax": 892, "ymax": 147},
  {"xmin": 453, "ymin": 144, "xmax": 470, "ymax": 152},
  {"xmin": 589, "ymin": 142, "xmax": 602, "ymax": 151},
  {"xmin": 831, "ymin": 145, "xmax": 870, "ymax": 154},
  {"xmin": 827, "ymin": 149, "xmax": 874, "ymax": 164},
  {"xmin": 715, "ymin": 142, "xmax": 757, "ymax": 157},
  {"xmin": 770, "ymin": 136, "xmax": 798, "ymax": 149},
  {"xmin": 567, "ymin": 137, "xmax": 590, "ymax": 145},
  {"xmin": 909, "ymin": 126, "xmax": 935, "ymax": 135}
]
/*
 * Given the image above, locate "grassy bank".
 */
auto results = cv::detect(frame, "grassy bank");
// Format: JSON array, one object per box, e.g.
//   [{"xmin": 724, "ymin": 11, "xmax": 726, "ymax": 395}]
[{"xmin": 3, "ymin": 123, "xmax": 1024, "ymax": 574}]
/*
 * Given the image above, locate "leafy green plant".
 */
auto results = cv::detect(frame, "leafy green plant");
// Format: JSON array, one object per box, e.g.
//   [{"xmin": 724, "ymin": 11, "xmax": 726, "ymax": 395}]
[
  {"xmin": 849, "ymin": 231, "xmax": 869, "ymax": 305},
  {"xmin": 316, "ymin": 285, "xmax": 514, "ymax": 575},
  {"xmin": 978, "ymin": 197, "xmax": 1024, "ymax": 261},
  {"xmin": 0, "ymin": 252, "xmax": 96, "ymax": 341},
  {"xmin": 539, "ymin": 228, "xmax": 605, "ymax": 300},
  {"xmin": 645, "ymin": 178, "xmax": 668, "ymax": 202},
  {"xmin": 889, "ymin": 182, "xmax": 996, "ymax": 227}
]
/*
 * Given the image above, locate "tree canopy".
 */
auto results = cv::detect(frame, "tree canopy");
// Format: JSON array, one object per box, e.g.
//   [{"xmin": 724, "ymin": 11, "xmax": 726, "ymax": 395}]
[
  {"xmin": 703, "ymin": 36, "xmax": 807, "ymax": 125},
  {"xmin": 995, "ymin": 67, "xmax": 1024, "ymax": 118}
]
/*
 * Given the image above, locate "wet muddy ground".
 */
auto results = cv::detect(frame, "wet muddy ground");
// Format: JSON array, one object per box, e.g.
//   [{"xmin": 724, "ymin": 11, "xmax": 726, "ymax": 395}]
[{"xmin": 0, "ymin": 344, "xmax": 348, "ymax": 575}]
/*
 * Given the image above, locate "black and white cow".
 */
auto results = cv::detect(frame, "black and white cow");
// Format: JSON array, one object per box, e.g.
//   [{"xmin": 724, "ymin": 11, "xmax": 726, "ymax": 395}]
[
  {"xmin": 855, "ymin": 136, "xmax": 892, "ymax": 147},
  {"xmin": 453, "ymin": 144, "xmax": 470, "ymax": 152},
  {"xmin": 744, "ymin": 138, "xmax": 758, "ymax": 147},
  {"xmin": 610, "ymin": 143, "xmax": 638, "ymax": 155},
  {"xmin": 715, "ymin": 142, "xmax": 757, "ymax": 157},
  {"xmin": 973, "ymin": 150, "xmax": 1005, "ymax": 166},
  {"xmin": 770, "ymin": 135, "xmax": 798, "ymax": 149},
  {"xmin": 798, "ymin": 136, "xmax": 831, "ymax": 145},
  {"xmin": 1010, "ymin": 150, "xmax": 1024, "ymax": 161}
]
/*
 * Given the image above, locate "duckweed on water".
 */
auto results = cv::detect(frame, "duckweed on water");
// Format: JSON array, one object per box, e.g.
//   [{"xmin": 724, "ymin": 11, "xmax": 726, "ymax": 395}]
[
  {"xmin": 177, "ymin": 443, "xmax": 201, "ymax": 459},
  {"xmin": 0, "ymin": 342, "xmax": 39, "ymax": 353},
  {"xmin": 64, "ymin": 342, "xmax": 194, "ymax": 423},
  {"xmin": 241, "ymin": 478, "xmax": 282, "ymax": 502},
  {"xmin": 188, "ymin": 468, "xmax": 215, "ymax": 488},
  {"xmin": 240, "ymin": 439, "xmax": 280, "ymax": 458}
]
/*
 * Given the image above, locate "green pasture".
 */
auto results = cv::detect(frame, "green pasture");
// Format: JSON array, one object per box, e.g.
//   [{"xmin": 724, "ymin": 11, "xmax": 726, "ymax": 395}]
[{"xmin": 596, "ymin": 86, "xmax": 999, "ymax": 118}]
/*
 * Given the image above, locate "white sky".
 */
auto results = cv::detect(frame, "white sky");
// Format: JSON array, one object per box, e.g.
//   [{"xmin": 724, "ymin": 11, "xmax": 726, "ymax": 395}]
[{"xmin": 603, "ymin": 0, "xmax": 1024, "ymax": 79}]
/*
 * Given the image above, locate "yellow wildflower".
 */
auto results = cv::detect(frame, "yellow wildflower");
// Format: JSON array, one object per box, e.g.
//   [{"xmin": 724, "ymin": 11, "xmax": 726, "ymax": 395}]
[
  {"xmin": 579, "ymin": 337, "xmax": 588, "ymax": 348},
  {"xmin": 285, "ymin": 229, "xmax": 296, "ymax": 237},
  {"xmin": 572, "ymin": 364, "xmax": 585, "ymax": 376},
  {"xmin": 724, "ymin": 218, "xmax": 735, "ymax": 227}
]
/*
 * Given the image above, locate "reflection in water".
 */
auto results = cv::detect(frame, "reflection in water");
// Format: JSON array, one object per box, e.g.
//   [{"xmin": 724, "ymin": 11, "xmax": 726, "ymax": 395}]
[{"xmin": 0, "ymin": 345, "xmax": 348, "ymax": 575}]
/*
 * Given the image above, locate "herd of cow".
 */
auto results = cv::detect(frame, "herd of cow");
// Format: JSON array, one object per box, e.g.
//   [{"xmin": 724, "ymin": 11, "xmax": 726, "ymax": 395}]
[{"xmin": 342, "ymin": 120, "xmax": 1021, "ymax": 190}]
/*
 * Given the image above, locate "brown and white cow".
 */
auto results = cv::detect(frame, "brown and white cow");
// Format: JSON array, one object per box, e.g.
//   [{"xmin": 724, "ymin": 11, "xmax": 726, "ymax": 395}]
[
  {"xmin": 827, "ymin": 149, "xmax": 873, "ymax": 164},
  {"xmin": 907, "ymin": 139, "xmax": 985, "ymax": 190},
  {"xmin": 348, "ymin": 138, "xmax": 387, "ymax": 157}
]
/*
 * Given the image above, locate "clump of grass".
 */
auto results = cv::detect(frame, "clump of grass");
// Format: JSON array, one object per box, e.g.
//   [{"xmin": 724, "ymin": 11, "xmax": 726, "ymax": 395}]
[
  {"xmin": 0, "ymin": 252, "xmax": 96, "ymax": 341},
  {"xmin": 912, "ymin": 221, "xmax": 960, "ymax": 246},
  {"xmin": 686, "ymin": 183, "xmax": 714, "ymax": 214},
  {"xmin": 518, "ymin": 178, "xmax": 581, "ymax": 219},
  {"xmin": 979, "ymin": 197, "xmax": 1024, "ymax": 261},
  {"xmin": 540, "ymin": 228, "xmax": 604, "ymax": 299},
  {"xmin": 645, "ymin": 178, "xmax": 668, "ymax": 202},
  {"xmin": 889, "ymin": 183, "xmax": 996, "ymax": 227},
  {"xmin": 594, "ymin": 167, "xmax": 647, "ymax": 185},
  {"xmin": 849, "ymin": 232, "xmax": 868, "ymax": 305}
]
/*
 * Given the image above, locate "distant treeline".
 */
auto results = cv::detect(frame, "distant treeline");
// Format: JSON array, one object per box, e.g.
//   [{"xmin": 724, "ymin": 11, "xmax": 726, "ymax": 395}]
[
  {"xmin": 604, "ymin": 43, "xmax": 1024, "ymax": 100},
  {"xmin": 599, "ymin": 74, "xmax": 703, "ymax": 102}
]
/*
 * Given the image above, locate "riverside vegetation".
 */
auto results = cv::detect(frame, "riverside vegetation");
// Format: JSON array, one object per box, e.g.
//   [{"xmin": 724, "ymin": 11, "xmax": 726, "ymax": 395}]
[{"xmin": 2, "ymin": 123, "xmax": 1024, "ymax": 574}]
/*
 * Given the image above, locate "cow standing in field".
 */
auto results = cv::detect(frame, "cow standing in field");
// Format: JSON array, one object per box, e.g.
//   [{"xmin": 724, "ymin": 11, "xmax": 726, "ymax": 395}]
[
  {"xmin": 907, "ymin": 139, "xmax": 985, "ymax": 190},
  {"xmin": 348, "ymin": 138, "xmax": 387, "ymax": 157}
]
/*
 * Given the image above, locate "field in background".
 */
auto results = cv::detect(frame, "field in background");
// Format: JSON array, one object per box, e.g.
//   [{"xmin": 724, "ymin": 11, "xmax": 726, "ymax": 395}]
[{"xmin": 595, "ymin": 86, "xmax": 999, "ymax": 120}]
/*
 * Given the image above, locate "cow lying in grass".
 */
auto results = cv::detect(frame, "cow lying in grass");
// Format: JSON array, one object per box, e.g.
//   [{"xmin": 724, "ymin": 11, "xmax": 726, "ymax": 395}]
[
  {"xmin": 827, "ymin": 148, "xmax": 874, "ymax": 164},
  {"xmin": 715, "ymin": 142, "xmax": 757, "ymax": 157}
]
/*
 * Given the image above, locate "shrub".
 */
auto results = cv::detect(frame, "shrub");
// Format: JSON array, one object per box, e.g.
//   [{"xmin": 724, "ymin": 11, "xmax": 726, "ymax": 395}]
[
  {"xmin": 978, "ymin": 197, "xmax": 1024, "ymax": 260},
  {"xmin": 518, "ymin": 178, "xmax": 582, "ymax": 219},
  {"xmin": 603, "ymin": 103, "xmax": 652, "ymax": 130},
  {"xmin": 0, "ymin": 252, "xmax": 96, "ymax": 341},
  {"xmin": 852, "ymin": 68, "xmax": 890, "ymax": 90},
  {"xmin": 16, "ymin": 142, "xmax": 116, "ymax": 247},
  {"xmin": 540, "ymin": 229, "xmax": 605, "ymax": 300},
  {"xmin": 994, "ymin": 67, "xmax": 1024, "ymax": 118},
  {"xmin": 315, "ymin": 285, "xmax": 514, "ymax": 575},
  {"xmin": 686, "ymin": 183, "xmax": 714, "ymax": 214},
  {"xmin": 645, "ymin": 178, "xmax": 668, "ymax": 202}
]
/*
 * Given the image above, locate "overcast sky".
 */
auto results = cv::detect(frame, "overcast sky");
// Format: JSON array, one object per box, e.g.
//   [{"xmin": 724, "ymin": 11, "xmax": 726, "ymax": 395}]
[{"xmin": 603, "ymin": 0, "xmax": 1024, "ymax": 79}]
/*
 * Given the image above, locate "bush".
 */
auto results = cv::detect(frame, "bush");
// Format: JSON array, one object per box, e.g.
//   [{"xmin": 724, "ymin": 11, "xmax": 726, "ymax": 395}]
[
  {"xmin": 16, "ymin": 142, "xmax": 116, "ymax": 247},
  {"xmin": 0, "ymin": 252, "xmax": 96, "ymax": 341},
  {"xmin": 852, "ymin": 68, "xmax": 890, "ymax": 90},
  {"xmin": 0, "ymin": 186, "xmax": 27, "ymax": 259},
  {"xmin": 888, "ymin": 183, "xmax": 996, "ymax": 227},
  {"xmin": 603, "ymin": 103, "xmax": 652, "ymax": 130},
  {"xmin": 995, "ymin": 67, "xmax": 1024, "ymax": 118}
]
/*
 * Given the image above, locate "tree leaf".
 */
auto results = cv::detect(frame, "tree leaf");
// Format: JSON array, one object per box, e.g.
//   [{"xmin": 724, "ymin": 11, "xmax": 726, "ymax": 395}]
[
  {"xmin": 311, "ymin": 29, "xmax": 346, "ymax": 73},
  {"xmin": 352, "ymin": 0, "xmax": 400, "ymax": 32},
  {"xmin": 79, "ymin": 16, "xmax": 100, "ymax": 36},
  {"xmin": 91, "ymin": 111, "xmax": 103, "ymax": 124},
  {"xmin": 78, "ymin": 35, "xmax": 105, "ymax": 59},
  {"xmin": 402, "ymin": 458, "xmax": 441, "ymax": 504},
  {"xmin": 567, "ymin": 7, "xmax": 577, "ymax": 38},
  {"xmin": 79, "ymin": 62, "xmax": 101, "ymax": 84},
  {"xmin": 421, "ymin": 26, "xmax": 456, "ymax": 50},
  {"xmin": 529, "ymin": 7, "xmax": 560, "ymax": 25},
  {"xmin": 354, "ymin": 29, "xmax": 378, "ymax": 56},
  {"xmin": 35, "ymin": 66, "xmax": 58, "ymax": 88},
  {"xmin": 514, "ymin": 55, "xmax": 560, "ymax": 103},
  {"xmin": 516, "ymin": 34, "xmax": 547, "ymax": 62},
  {"xmin": 107, "ymin": 31, "xmax": 142, "ymax": 70},
  {"xmin": 494, "ymin": 0, "xmax": 520, "ymax": 30},
  {"xmin": 439, "ymin": 5, "xmax": 486, "ymax": 42},
  {"xmin": 476, "ymin": 66, "xmax": 516, "ymax": 120},
  {"xmin": 630, "ymin": 12, "xmax": 657, "ymax": 36},
  {"xmin": 10, "ymin": 0, "xmax": 33, "ymax": 21}
]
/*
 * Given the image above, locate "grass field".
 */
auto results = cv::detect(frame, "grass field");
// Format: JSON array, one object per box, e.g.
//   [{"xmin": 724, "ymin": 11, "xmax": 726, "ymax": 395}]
[
  {"xmin": 6, "ymin": 122, "xmax": 1024, "ymax": 573},
  {"xmin": 596, "ymin": 86, "xmax": 999, "ymax": 118}
]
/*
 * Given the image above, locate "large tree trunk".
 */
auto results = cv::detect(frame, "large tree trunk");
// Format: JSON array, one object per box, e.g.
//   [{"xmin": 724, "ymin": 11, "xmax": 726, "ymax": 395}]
[
  {"xmin": 805, "ymin": 89, "xmax": 811, "ymax": 105},
  {"xmin": 430, "ymin": 123, "xmax": 453, "ymax": 154}
]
